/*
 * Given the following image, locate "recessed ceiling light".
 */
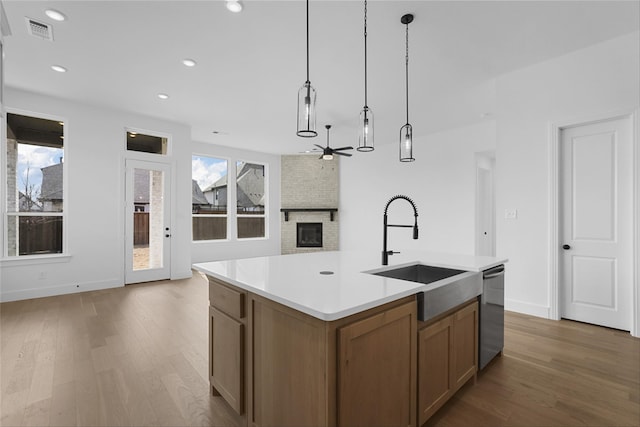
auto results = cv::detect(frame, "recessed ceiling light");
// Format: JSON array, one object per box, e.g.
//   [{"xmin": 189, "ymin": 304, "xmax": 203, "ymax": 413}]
[
  {"xmin": 182, "ymin": 58, "xmax": 197, "ymax": 67},
  {"xmin": 51, "ymin": 65, "xmax": 67, "ymax": 73},
  {"xmin": 157, "ymin": 93, "xmax": 169, "ymax": 100},
  {"xmin": 226, "ymin": 1, "xmax": 243, "ymax": 13},
  {"xmin": 45, "ymin": 9, "xmax": 67, "ymax": 22}
]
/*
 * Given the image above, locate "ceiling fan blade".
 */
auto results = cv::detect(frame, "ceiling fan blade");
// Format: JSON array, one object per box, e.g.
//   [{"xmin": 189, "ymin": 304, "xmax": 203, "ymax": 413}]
[
  {"xmin": 319, "ymin": 154, "xmax": 324, "ymax": 160},
  {"xmin": 314, "ymin": 144, "xmax": 325, "ymax": 150},
  {"xmin": 334, "ymin": 151, "xmax": 352, "ymax": 157},
  {"xmin": 333, "ymin": 146, "xmax": 354, "ymax": 151}
]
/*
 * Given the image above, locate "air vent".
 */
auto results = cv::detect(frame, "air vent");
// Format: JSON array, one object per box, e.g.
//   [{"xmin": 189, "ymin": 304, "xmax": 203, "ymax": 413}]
[{"xmin": 25, "ymin": 17, "xmax": 53, "ymax": 41}]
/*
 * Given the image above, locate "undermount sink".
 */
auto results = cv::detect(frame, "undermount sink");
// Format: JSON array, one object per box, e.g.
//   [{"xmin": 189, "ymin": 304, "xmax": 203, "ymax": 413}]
[
  {"xmin": 368, "ymin": 263, "xmax": 482, "ymax": 322},
  {"xmin": 372, "ymin": 264, "xmax": 466, "ymax": 284}
]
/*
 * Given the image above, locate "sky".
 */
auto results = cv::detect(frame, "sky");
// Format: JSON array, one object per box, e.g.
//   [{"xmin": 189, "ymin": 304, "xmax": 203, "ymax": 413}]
[
  {"xmin": 192, "ymin": 155, "xmax": 228, "ymax": 191},
  {"xmin": 16, "ymin": 143, "xmax": 63, "ymax": 198}
]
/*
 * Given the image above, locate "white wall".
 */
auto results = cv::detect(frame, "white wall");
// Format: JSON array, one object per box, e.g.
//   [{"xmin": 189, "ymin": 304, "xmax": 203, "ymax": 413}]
[
  {"xmin": 190, "ymin": 141, "xmax": 281, "ymax": 263},
  {"xmin": 0, "ymin": 87, "xmax": 192, "ymax": 301},
  {"xmin": 340, "ymin": 119, "xmax": 496, "ymax": 257},
  {"xmin": 495, "ymin": 32, "xmax": 639, "ymax": 317}
]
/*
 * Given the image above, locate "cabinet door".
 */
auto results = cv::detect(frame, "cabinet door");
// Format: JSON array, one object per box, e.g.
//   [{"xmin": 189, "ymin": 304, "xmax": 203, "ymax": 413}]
[
  {"xmin": 210, "ymin": 306, "xmax": 244, "ymax": 414},
  {"xmin": 452, "ymin": 301, "xmax": 478, "ymax": 391},
  {"xmin": 417, "ymin": 316, "xmax": 453, "ymax": 426},
  {"xmin": 338, "ymin": 301, "xmax": 417, "ymax": 427}
]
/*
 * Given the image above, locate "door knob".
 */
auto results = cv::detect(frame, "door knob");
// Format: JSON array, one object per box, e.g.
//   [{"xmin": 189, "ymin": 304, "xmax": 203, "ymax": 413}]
[
  {"xmin": 562, "ymin": 244, "xmax": 571, "ymax": 250},
  {"xmin": 165, "ymin": 234, "xmax": 171, "ymax": 238}
]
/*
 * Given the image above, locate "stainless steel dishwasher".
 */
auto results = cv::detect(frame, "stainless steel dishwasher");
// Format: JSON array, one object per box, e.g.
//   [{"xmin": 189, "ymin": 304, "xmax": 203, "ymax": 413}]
[{"xmin": 479, "ymin": 265, "xmax": 505, "ymax": 370}]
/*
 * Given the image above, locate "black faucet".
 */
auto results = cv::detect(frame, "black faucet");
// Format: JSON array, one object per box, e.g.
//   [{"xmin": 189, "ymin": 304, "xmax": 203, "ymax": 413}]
[{"xmin": 382, "ymin": 195, "xmax": 419, "ymax": 265}]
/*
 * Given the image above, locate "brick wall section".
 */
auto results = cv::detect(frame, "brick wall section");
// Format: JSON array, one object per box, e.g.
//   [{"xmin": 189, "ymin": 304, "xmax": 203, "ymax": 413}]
[
  {"xmin": 6, "ymin": 139, "xmax": 17, "ymax": 255},
  {"xmin": 281, "ymin": 155, "xmax": 339, "ymax": 254},
  {"xmin": 149, "ymin": 170, "xmax": 164, "ymax": 268}
]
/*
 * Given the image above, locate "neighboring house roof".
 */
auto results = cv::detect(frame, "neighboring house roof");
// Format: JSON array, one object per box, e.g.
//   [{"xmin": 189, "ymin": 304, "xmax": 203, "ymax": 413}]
[
  {"xmin": 203, "ymin": 174, "xmax": 227, "ymax": 192},
  {"xmin": 192, "ymin": 180, "xmax": 208, "ymax": 205},
  {"xmin": 237, "ymin": 163, "xmax": 264, "ymax": 207},
  {"xmin": 18, "ymin": 191, "xmax": 42, "ymax": 211},
  {"xmin": 40, "ymin": 163, "xmax": 63, "ymax": 201}
]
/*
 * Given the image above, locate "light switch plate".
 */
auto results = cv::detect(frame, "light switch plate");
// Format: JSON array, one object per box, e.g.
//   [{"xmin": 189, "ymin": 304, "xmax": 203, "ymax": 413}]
[{"xmin": 505, "ymin": 209, "xmax": 518, "ymax": 219}]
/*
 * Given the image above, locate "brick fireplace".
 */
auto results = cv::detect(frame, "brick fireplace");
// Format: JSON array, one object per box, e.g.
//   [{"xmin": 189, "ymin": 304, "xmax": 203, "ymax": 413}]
[{"xmin": 280, "ymin": 155, "xmax": 339, "ymax": 254}]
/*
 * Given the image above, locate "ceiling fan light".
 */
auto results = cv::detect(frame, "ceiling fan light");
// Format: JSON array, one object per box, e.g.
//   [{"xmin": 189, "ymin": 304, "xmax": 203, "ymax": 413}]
[{"xmin": 322, "ymin": 153, "xmax": 334, "ymax": 160}]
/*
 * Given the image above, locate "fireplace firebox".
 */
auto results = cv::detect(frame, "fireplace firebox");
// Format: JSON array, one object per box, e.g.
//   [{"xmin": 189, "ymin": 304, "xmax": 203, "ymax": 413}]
[{"xmin": 296, "ymin": 222, "xmax": 323, "ymax": 248}]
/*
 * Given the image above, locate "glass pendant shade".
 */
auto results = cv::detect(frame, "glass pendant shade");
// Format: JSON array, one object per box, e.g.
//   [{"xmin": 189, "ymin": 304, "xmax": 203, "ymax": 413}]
[
  {"xmin": 399, "ymin": 123, "xmax": 414, "ymax": 162},
  {"xmin": 297, "ymin": 81, "xmax": 317, "ymax": 137},
  {"xmin": 358, "ymin": 106, "xmax": 374, "ymax": 151}
]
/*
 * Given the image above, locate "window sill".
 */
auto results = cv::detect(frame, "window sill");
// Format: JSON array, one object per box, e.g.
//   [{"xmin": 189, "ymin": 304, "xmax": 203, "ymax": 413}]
[{"xmin": 0, "ymin": 254, "xmax": 72, "ymax": 267}]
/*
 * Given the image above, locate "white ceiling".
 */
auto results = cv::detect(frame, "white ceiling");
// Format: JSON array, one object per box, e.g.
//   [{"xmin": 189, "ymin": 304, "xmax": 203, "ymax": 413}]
[{"xmin": 3, "ymin": 1, "xmax": 639, "ymax": 155}]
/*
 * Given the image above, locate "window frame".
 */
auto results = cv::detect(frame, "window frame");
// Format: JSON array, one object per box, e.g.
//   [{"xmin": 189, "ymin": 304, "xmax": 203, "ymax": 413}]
[
  {"xmin": 191, "ymin": 154, "xmax": 230, "ymax": 242},
  {"xmin": 236, "ymin": 159, "xmax": 268, "ymax": 241},
  {"xmin": 3, "ymin": 108, "xmax": 68, "ymax": 259}
]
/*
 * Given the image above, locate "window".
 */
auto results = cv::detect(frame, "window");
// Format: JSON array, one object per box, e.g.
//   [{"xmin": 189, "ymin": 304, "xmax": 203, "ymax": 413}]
[
  {"xmin": 192, "ymin": 155, "xmax": 227, "ymax": 240},
  {"xmin": 127, "ymin": 131, "xmax": 167, "ymax": 155},
  {"xmin": 5, "ymin": 113, "xmax": 65, "ymax": 256},
  {"xmin": 237, "ymin": 161, "xmax": 266, "ymax": 239}
]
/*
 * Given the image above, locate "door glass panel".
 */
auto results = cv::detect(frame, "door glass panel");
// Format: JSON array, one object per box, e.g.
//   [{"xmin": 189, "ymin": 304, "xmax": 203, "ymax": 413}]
[{"xmin": 132, "ymin": 168, "xmax": 164, "ymax": 270}]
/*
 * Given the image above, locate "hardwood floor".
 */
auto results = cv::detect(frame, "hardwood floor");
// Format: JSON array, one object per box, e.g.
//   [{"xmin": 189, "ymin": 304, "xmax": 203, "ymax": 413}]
[
  {"xmin": 426, "ymin": 312, "xmax": 640, "ymax": 426},
  {"xmin": 1, "ymin": 272, "xmax": 639, "ymax": 427}
]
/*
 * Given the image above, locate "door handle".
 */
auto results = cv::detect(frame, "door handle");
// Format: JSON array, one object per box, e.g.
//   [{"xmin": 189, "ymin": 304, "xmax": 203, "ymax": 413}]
[
  {"xmin": 165, "ymin": 234, "xmax": 171, "ymax": 238},
  {"xmin": 562, "ymin": 244, "xmax": 571, "ymax": 250}
]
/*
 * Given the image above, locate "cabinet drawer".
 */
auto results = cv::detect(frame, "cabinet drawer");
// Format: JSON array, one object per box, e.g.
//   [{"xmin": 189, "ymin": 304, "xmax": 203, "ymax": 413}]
[{"xmin": 209, "ymin": 279, "xmax": 245, "ymax": 319}]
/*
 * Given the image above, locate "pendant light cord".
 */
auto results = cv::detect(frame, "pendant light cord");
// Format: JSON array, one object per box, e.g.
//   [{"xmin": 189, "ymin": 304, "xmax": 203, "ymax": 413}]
[
  {"xmin": 306, "ymin": 0, "xmax": 310, "ymax": 83},
  {"xmin": 405, "ymin": 22, "xmax": 409, "ymax": 124},
  {"xmin": 364, "ymin": 0, "xmax": 368, "ymax": 107}
]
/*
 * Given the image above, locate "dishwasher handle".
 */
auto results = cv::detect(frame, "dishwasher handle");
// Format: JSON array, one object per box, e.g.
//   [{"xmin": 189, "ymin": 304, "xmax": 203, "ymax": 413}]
[{"xmin": 483, "ymin": 265, "xmax": 505, "ymax": 279}]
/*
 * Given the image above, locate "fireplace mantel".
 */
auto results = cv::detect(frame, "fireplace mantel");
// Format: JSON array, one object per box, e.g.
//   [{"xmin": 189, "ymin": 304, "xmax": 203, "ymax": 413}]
[{"xmin": 280, "ymin": 208, "xmax": 338, "ymax": 221}]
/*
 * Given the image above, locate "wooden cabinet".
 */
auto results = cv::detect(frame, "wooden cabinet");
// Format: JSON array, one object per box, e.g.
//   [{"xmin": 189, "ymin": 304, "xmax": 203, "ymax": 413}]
[
  {"xmin": 206, "ymin": 273, "xmax": 478, "ymax": 427},
  {"xmin": 417, "ymin": 300, "xmax": 478, "ymax": 426},
  {"xmin": 209, "ymin": 279, "xmax": 246, "ymax": 415},
  {"xmin": 338, "ymin": 302, "xmax": 417, "ymax": 427},
  {"xmin": 248, "ymin": 293, "xmax": 417, "ymax": 427}
]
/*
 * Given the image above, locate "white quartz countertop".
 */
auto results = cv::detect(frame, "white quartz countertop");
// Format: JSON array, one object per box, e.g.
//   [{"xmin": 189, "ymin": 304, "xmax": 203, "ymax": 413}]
[{"xmin": 193, "ymin": 251, "xmax": 507, "ymax": 321}]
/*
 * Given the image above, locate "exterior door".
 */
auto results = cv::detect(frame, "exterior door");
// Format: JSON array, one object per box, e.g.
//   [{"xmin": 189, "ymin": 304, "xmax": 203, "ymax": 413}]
[
  {"xmin": 125, "ymin": 159, "xmax": 171, "ymax": 284},
  {"xmin": 560, "ymin": 116, "xmax": 633, "ymax": 330}
]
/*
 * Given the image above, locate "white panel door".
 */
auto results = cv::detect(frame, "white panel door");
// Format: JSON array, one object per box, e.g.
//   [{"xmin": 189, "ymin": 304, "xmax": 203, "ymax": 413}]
[
  {"xmin": 125, "ymin": 160, "xmax": 171, "ymax": 284},
  {"xmin": 561, "ymin": 117, "xmax": 632, "ymax": 330}
]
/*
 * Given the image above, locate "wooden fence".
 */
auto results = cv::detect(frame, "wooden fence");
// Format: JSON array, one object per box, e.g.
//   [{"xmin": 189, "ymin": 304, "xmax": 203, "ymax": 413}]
[
  {"xmin": 18, "ymin": 216, "xmax": 63, "ymax": 255},
  {"xmin": 134, "ymin": 212, "xmax": 149, "ymax": 246}
]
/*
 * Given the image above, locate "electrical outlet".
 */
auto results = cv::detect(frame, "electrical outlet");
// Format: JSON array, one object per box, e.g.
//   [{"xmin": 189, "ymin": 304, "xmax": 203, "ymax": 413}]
[{"xmin": 504, "ymin": 209, "xmax": 518, "ymax": 219}]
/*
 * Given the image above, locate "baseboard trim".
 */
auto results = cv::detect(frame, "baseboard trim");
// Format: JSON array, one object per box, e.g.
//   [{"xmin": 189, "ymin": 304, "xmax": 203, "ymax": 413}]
[
  {"xmin": 171, "ymin": 270, "xmax": 193, "ymax": 280},
  {"xmin": 0, "ymin": 278, "xmax": 123, "ymax": 303},
  {"xmin": 505, "ymin": 298, "xmax": 551, "ymax": 319}
]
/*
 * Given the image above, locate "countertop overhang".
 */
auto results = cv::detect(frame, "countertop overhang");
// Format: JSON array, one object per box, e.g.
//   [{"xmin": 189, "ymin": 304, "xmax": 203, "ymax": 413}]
[{"xmin": 193, "ymin": 251, "xmax": 507, "ymax": 321}]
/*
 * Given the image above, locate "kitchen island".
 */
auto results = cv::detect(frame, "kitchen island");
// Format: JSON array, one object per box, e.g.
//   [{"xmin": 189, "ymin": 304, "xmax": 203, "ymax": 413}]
[{"xmin": 193, "ymin": 251, "xmax": 506, "ymax": 427}]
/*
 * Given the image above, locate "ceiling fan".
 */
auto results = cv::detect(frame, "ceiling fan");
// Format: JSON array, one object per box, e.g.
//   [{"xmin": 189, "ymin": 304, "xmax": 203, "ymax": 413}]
[{"xmin": 314, "ymin": 125, "xmax": 353, "ymax": 160}]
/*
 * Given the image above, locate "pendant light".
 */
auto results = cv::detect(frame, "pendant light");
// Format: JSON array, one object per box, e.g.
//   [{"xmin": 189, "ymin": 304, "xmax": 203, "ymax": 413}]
[
  {"xmin": 399, "ymin": 14, "xmax": 415, "ymax": 162},
  {"xmin": 358, "ymin": 0, "xmax": 374, "ymax": 152},
  {"xmin": 297, "ymin": 0, "xmax": 317, "ymax": 138}
]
